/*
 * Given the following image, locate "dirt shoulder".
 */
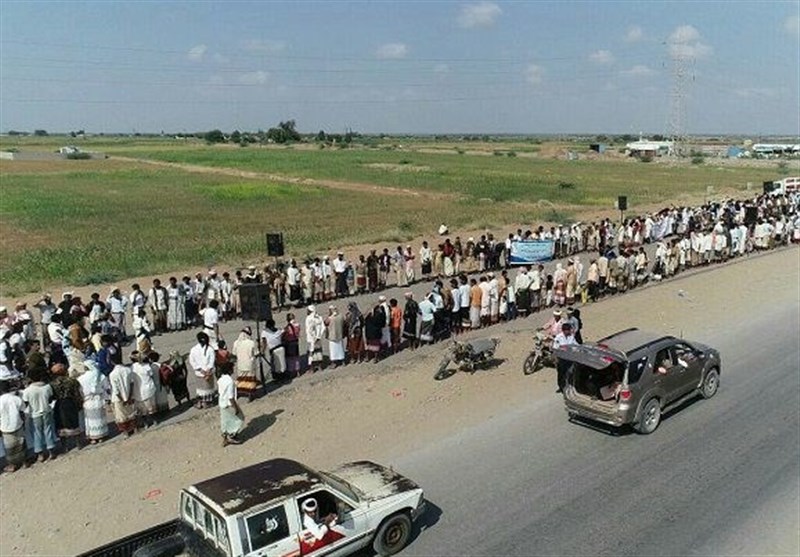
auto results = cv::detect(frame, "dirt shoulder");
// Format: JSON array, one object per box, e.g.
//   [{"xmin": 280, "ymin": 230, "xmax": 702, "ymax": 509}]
[{"xmin": 1, "ymin": 248, "xmax": 797, "ymax": 556}]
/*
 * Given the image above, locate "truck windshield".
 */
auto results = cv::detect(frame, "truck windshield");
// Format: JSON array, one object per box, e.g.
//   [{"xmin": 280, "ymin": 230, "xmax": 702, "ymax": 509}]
[
  {"xmin": 318, "ymin": 471, "xmax": 361, "ymax": 503},
  {"xmin": 181, "ymin": 491, "xmax": 231, "ymax": 556}
]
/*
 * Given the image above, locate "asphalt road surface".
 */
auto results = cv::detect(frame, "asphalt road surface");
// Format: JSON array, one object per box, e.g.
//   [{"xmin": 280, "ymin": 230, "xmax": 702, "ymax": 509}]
[{"xmin": 394, "ymin": 300, "xmax": 800, "ymax": 555}]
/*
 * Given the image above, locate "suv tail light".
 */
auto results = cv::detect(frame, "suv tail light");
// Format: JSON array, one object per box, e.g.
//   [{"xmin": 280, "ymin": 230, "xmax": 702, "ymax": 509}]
[{"xmin": 619, "ymin": 388, "xmax": 632, "ymax": 401}]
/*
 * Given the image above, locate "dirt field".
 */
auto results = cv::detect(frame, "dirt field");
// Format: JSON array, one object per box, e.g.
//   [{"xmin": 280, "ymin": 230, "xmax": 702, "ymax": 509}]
[{"xmin": 1, "ymin": 247, "xmax": 797, "ymax": 556}]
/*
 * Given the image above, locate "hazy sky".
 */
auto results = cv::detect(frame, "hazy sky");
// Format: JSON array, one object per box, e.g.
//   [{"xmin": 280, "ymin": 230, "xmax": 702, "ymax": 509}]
[{"xmin": 2, "ymin": 1, "xmax": 798, "ymax": 135}]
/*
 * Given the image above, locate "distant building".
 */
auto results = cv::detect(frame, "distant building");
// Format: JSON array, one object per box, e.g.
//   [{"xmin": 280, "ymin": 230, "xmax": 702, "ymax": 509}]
[
  {"xmin": 751, "ymin": 143, "xmax": 800, "ymax": 157},
  {"xmin": 625, "ymin": 139, "xmax": 674, "ymax": 158}
]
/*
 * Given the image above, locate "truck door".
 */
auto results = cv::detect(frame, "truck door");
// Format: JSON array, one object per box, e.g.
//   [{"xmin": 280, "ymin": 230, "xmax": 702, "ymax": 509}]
[
  {"xmin": 243, "ymin": 502, "xmax": 301, "ymax": 557},
  {"xmin": 297, "ymin": 489, "xmax": 368, "ymax": 557}
]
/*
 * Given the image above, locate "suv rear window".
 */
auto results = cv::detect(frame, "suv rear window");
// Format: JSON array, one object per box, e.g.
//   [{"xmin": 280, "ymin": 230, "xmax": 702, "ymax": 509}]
[{"xmin": 627, "ymin": 357, "xmax": 648, "ymax": 384}]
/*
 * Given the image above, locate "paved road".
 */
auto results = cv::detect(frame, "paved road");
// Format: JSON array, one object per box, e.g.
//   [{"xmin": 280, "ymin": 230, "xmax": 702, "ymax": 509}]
[{"xmin": 393, "ymin": 300, "xmax": 800, "ymax": 555}]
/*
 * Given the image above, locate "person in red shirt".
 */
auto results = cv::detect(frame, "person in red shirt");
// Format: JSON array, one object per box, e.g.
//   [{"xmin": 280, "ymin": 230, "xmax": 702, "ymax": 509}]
[{"xmin": 389, "ymin": 299, "xmax": 403, "ymax": 353}]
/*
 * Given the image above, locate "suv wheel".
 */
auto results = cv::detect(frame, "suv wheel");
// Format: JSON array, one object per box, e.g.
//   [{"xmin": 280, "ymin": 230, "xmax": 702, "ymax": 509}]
[
  {"xmin": 701, "ymin": 368, "xmax": 719, "ymax": 399},
  {"xmin": 635, "ymin": 398, "xmax": 661, "ymax": 434},
  {"xmin": 373, "ymin": 513, "xmax": 412, "ymax": 556}
]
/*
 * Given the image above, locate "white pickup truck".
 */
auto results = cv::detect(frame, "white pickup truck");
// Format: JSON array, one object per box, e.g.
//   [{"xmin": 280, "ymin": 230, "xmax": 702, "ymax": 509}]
[{"xmin": 123, "ymin": 458, "xmax": 426, "ymax": 557}]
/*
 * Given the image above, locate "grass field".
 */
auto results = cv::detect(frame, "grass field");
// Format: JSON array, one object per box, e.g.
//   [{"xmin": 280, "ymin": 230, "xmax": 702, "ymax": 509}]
[
  {"xmin": 0, "ymin": 136, "xmax": 790, "ymax": 295},
  {"xmin": 112, "ymin": 144, "xmax": 775, "ymax": 207},
  {"xmin": 0, "ymin": 162, "xmax": 528, "ymax": 295}
]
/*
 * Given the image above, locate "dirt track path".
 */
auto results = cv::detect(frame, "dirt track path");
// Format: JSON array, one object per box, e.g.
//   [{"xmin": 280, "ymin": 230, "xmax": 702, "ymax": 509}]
[
  {"xmin": 111, "ymin": 155, "xmax": 448, "ymax": 199},
  {"xmin": 1, "ymin": 248, "xmax": 798, "ymax": 556}
]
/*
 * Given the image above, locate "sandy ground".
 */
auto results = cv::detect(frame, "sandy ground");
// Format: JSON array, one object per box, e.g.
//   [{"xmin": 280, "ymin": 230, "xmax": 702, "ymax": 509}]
[{"xmin": 0, "ymin": 247, "xmax": 797, "ymax": 556}]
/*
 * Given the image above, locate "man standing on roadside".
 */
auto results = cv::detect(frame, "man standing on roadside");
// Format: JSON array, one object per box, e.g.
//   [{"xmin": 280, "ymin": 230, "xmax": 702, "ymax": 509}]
[
  {"xmin": 597, "ymin": 252, "xmax": 609, "ymax": 296},
  {"xmin": 217, "ymin": 364, "xmax": 243, "ymax": 447},
  {"xmin": 402, "ymin": 293, "xmax": 419, "ymax": 349},
  {"xmin": 325, "ymin": 306, "xmax": 346, "ymax": 368},
  {"xmin": 129, "ymin": 283, "xmax": 147, "ymax": 324},
  {"xmin": 458, "ymin": 275, "xmax": 471, "ymax": 331},
  {"xmin": 419, "ymin": 241, "xmax": 433, "ymax": 281},
  {"xmin": 515, "ymin": 267, "xmax": 532, "ymax": 317},
  {"xmin": 333, "ymin": 252, "xmax": 348, "ymax": 298},
  {"xmin": 233, "ymin": 326, "xmax": 258, "ymax": 399},
  {"xmin": 530, "ymin": 264, "xmax": 543, "ymax": 313},
  {"xmin": 166, "ymin": 277, "xmax": 186, "ymax": 331},
  {"xmin": 553, "ymin": 322, "xmax": 578, "ymax": 393},
  {"xmin": 149, "ymin": 279, "xmax": 168, "ymax": 334},
  {"xmin": 34, "ymin": 294, "xmax": 57, "ymax": 347},
  {"xmin": 106, "ymin": 287, "xmax": 128, "ymax": 340},
  {"xmin": 305, "ymin": 305, "xmax": 326, "ymax": 373},
  {"xmin": 469, "ymin": 278, "xmax": 482, "ymax": 330}
]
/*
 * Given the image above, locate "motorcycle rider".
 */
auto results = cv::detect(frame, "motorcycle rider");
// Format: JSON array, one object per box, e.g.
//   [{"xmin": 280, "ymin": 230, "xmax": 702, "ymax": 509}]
[{"xmin": 540, "ymin": 309, "xmax": 564, "ymax": 341}]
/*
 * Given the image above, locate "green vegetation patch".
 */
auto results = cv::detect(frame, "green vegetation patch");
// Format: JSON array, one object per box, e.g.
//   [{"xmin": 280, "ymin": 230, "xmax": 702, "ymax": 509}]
[
  {"xmin": 115, "ymin": 146, "xmax": 767, "ymax": 206},
  {"xmin": 0, "ymin": 166, "xmax": 531, "ymax": 294},
  {"xmin": 194, "ymin": 181, "xmax": 324, "ymax": 202}
]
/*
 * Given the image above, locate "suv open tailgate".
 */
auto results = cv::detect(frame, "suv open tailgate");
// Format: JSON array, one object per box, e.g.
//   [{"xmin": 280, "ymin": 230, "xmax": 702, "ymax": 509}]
[{"xmin": 554, "ymin": 343, "xmax": 626, "ymax": 369}]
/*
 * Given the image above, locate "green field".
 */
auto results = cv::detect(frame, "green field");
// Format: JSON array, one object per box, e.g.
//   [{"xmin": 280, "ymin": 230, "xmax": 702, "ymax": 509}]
[
  {"xmin": 0, "ymin": 163, "xmax": 527, "ymax": 295},
  {"xmin": 0, "ymin": 137, "xmax": 788, "ymax": 295},
  {"xmin": 113, "ymin": 145, "xmax": 773, "ymax": 206}
]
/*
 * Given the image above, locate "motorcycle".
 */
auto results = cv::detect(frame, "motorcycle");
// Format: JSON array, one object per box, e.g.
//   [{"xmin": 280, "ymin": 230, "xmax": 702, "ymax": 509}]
[
  {"xmin": 522, "ymin": 330, "xmax": 556, "ymax": 375},
  {"xmin": 435, "ymin": 337, "xmax": 500, "ymax": 380}
]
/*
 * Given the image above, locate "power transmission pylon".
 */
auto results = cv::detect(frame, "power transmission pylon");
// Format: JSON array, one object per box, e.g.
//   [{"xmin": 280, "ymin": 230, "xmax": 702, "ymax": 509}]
[{"xmin": 667, "ymin": 44, "xmax": 693, "ymax": 157}]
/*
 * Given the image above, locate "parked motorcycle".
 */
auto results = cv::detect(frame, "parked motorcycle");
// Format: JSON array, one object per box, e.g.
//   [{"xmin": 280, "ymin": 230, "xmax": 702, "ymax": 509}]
[
  {"xmin": 522, "ymin": 330, "xmax": 556, "ymax": 375},
  {"xmin": 435, "ymin": 337, "xmax": 500, "ymax": 380}
]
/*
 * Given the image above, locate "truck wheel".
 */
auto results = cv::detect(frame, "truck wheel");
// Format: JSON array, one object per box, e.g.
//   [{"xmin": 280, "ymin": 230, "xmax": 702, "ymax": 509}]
[
  {"xmin": 701, "ymin": 368, "xmax": 719, "ymax": 399},
  {"xmin": 373, "ymin": 513, "xmax": 412, "ymax": 556},
  {"xmin": 523, "ymin": 353, "xmax": 541, "ymax": 375},
  {"xmin": 635, "ymin": 398, "xmax": 661, "ymax": 435}
]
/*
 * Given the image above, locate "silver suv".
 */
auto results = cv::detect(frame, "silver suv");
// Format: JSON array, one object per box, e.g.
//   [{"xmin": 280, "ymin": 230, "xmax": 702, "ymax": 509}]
[{"xmin": 557, "ymin": 328, "xmax": 721, "ymax": 434}]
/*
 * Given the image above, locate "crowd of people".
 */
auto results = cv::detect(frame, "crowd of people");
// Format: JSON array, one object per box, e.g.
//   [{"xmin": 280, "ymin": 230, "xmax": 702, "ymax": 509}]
[{"xmin": 1, "ymin": 191, "xmax": 798, "ymax": 471}]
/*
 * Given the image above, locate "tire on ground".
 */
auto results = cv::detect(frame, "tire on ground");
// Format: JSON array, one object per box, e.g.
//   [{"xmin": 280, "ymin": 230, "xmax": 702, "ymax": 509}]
[
  {"xmin": 701, "ymin": 368, "xmax": 720, "ymax": 399},
  {"xmin": 635, "ymin": 397, "xmax": 661, "ymax": 435},
  {"xmin": 373, "ymin": 512, "xmax": 412, "ymax": 556}
]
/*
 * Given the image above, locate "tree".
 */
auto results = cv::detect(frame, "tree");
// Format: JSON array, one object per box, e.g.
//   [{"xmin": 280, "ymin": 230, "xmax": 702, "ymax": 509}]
[
  {"xmin": 204, "ymin": 129, "xmax": 225, "ymax": 143},
  {"xmin": 264, "ymin": 120, "xmax": 302, "ymax": 144},
  {"xmin": 33, "ymin": 129, "xmax": 48, "ymax": 136},
  {"xmin": 266, "ymin": 127, "xmax": 286, "ymax": 143},
  {"xmin": 230, "ymin": 130, "xmax": 242, "ymax": 144},
  {"xmin": 316, "ymin": 130, "xmax": 327, "ymax": 142},
  {"xmin": 278, "ymin": 120, "xmax": 301, "ymax": 142}
]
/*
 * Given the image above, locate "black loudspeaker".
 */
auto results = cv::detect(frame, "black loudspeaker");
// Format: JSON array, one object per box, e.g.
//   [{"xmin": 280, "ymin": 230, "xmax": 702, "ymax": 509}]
[
  {"xmin": 266, "ymin": 233, "xmax": 284, "ymax": 257},
  {"xmin": 618, "ymin": 196, "xmax": 628, "ymax": 211},
  {"xmin": 744, "ymin": 206, "xmax": 758, "ymax": 225},
  {"xmin": 763, "ymin": 181, "xmax": 775, "ymax": 194},
  {"xmin": 239, "ymin": 283, "xmax": 272, "ymax": 321}
]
